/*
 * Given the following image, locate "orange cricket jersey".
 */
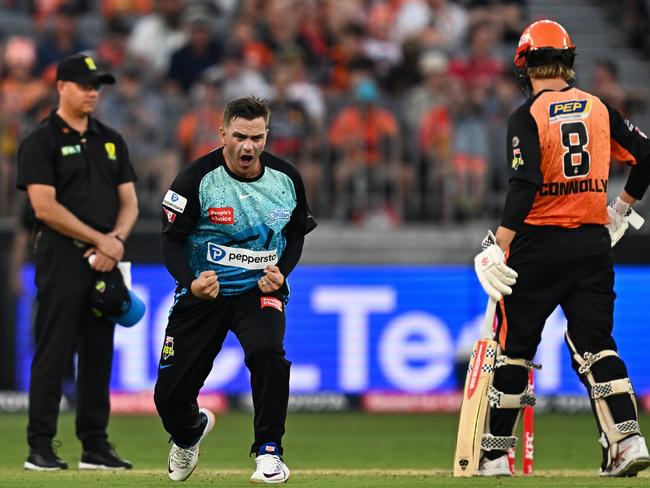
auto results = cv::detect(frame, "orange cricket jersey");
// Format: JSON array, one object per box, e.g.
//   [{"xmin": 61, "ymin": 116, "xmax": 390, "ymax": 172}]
[{"xmin": 526, "ymin": 88, "xmax": 611, "ymax": 227}]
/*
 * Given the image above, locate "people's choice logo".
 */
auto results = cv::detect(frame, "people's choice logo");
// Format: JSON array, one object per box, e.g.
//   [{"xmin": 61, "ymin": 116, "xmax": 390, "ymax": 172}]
[
  {"xmin": 206, "ymin": 243, "xmax": 277, "ymax": 270},
  {"xmin": 209, "ymin": 207, "xmax": 235, "ymax": 224}
]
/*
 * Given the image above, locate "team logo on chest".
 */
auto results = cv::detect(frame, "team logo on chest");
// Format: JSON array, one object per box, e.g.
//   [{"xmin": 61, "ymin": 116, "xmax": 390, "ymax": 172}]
[{"xmin": 267, "ymin": 209, "xmax": 292, "ymax": 225}]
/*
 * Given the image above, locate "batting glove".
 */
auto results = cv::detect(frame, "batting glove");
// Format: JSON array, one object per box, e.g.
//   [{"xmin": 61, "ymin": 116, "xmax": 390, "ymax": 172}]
[
  {"xmin": 474, "ymin": 231, "xmax": 518, "ymax": 301},
  {"xmin": 606, "ymin": 198, "xmax": 631, "ymax": 247}
]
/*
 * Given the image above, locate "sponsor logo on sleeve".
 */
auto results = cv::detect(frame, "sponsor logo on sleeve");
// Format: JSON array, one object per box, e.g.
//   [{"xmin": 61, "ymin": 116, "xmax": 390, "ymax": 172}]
[
  {"xmin": 209, "ymin": 207, "xmax": 235, "ymax": 224},
  {"xmin": 206, "ymin": 243, "xmax": 277, "ymax": 270},
  {"xmin": 625, "ymin": 119, "xmax": 647, "ymax": 139},
  {"xmin": 163, "ymin": 190, "xmax": 187, "ymax": 213},
  {"xmin": 266, "ymin": 209, "xmax": 292, "ymax": 225},
  {"xmin": 163, "ymin": 208, "xmax": 176, "ymax": 223},
  {"xmin": 260, "ymin": 296, "xmax": 283, "ymax": 312}
]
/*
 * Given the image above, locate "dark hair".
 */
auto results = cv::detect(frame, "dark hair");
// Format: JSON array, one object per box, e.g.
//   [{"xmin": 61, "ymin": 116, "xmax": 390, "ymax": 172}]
[{"xmin": 223, "ymin": 97, "xmax": 270, "ymax": 127}]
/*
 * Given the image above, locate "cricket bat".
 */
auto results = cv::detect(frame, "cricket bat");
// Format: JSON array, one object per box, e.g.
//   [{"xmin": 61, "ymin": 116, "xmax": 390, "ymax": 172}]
[{"xmin": 453, "ymin": 298, "xmax": 499, "ymax": 477}]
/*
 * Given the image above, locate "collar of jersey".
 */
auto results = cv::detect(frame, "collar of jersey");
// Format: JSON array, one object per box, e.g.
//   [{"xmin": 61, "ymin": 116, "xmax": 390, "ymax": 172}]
[
  {"xmin": 50, "ymin": 109, "xmax": 100, "ymax": 135},
  {"xmin": 531, "ymin": 84, "xmax": 573, "ymax": 102},
  {"xmin": 216, "ymin": 146, "xmax": 266, "ymax": 183}
]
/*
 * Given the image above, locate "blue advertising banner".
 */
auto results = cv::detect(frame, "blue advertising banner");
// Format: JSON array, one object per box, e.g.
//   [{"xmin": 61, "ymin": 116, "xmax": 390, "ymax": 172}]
[{"xmin": 16, "ymin": 265, "xmax": 650, "ymax": 394}]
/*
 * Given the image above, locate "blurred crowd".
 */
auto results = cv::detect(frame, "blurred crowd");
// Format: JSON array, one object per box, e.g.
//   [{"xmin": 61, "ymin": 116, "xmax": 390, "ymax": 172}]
[{"xmin": 0, "ymin": 0, "xmax": 647, "ymax": 227}]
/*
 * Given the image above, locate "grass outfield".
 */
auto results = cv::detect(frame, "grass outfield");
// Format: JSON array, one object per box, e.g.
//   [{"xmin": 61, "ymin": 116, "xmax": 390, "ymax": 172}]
[{"xmin": 1, "ymin": 412, "xmax": 649, "ymax": 486}]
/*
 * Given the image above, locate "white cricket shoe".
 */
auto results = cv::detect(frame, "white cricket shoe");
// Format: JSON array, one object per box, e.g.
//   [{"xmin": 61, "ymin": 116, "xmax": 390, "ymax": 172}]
[
  {"xmin": 477, "ymin": 453, "xmax": 512, "ymax": 477},
  {"xmin": 600, "ymin": 435, "xmax": 650, "ymax": 477},
  {"xmin": 167, "ymin": 408, "xmax": 215, "ymax": 482},
  {"xmin": 251, "ymin": 443, "xmax": 291, "ymax": 484}
]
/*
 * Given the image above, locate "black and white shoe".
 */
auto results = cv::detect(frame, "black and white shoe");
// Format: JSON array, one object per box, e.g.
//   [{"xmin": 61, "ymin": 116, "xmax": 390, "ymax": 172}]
[
  {"xmin": 24, "ymin": 443, "xmax": 68, "ymax": 471},
  {"xmin": 79, "ymin": 444, "xmax": 132, "ymax": 470},
  {"xmin": 167, "ymin": 408, "xmax": 215, "ymax": 481}
]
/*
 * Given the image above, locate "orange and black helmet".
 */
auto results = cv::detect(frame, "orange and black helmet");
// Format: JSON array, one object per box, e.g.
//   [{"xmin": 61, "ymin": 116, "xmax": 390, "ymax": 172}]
[{"xmin": 514, "ymin": 20, "xmax": 575, "ymax": 69}]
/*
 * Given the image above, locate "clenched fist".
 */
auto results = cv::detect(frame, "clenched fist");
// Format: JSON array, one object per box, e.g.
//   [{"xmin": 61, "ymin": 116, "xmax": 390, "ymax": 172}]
[
  {"xmin": 191, "ymin": 270, "xmax": 220, "ymax": 299},
  {"xmin": 258, "ymin": 265, "xmax": 284, "ymax": 293}
]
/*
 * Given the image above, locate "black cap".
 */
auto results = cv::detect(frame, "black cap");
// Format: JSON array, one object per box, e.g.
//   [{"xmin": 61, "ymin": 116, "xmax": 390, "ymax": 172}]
[
  {"xmin": 90, "ymin": 267, "xmax": 146, "ymax": 328},
  {"xmin": 91, "ymin": 268, "xmax": 130, "ymax": 317},
  {"xmin": 56, "ymin": 54, "xmax": 116, "ymax": 85}
]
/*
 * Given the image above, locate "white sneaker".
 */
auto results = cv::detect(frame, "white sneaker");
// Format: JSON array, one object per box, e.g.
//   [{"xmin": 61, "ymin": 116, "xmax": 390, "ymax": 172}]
[
  {"xmin": 167, "ymin": 408, "xmax": 215, "ymax": 482},
  {"xmin": 477, "ymin": 453, "xmax": 512, "ymax": 477},
  {"xmin": 600, "ymin": 435, "xmax": 650, "ymax": 477},
  {"xmin": 250, "ymin": 443, "xmax": 291, "ymax": 484}
]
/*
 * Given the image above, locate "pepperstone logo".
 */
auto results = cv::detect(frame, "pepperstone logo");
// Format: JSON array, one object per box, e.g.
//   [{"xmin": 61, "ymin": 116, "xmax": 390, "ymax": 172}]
[
  {"xmin": 207, "ymin": 243, "xmax": 227, "ymax": 262},
  {"xmin": 206, "ymin": 243, "xmax": 277, "ymax": 270},
  {"xmin": 163, "ymin": 190, "xmax": 187, "ymax": 213}
]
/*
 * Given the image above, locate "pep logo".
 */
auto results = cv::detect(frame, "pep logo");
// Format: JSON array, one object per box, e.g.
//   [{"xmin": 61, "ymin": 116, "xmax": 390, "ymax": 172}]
[
  {"xmin": 549, "ymin": 100, "xmax": 592, "ymax": 121},
  {"xmin": 207, "ymin": 243, "xmax": 227, "ymax": 262}
]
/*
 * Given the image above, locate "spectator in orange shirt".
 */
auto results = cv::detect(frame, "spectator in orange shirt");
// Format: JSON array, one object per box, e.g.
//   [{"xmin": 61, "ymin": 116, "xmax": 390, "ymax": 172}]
[
  {"xmin": 176, "ymin": 75, "xmax": 224, "ymax": 163},
  {"xmin": 329, "ymin": 77, "xmax": 406, "ymax": 223}
]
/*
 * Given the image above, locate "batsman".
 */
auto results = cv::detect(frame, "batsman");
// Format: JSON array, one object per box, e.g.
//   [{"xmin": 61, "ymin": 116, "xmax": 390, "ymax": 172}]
[{"xmin": 456, "ymin": 20, "xmax": 650, "ymax": 477}]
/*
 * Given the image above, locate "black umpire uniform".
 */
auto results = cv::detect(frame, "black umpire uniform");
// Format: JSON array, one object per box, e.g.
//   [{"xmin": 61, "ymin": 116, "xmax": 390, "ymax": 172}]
[{"xmin": 16, "ymin": 55, "xmax": 137, "ymax": 470}]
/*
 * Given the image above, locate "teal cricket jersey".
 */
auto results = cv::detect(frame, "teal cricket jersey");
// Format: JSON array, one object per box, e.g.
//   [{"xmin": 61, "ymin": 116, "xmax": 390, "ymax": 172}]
[{"xmin": 161, "ymin": 147, "xmax": 316, "ymax": 295}]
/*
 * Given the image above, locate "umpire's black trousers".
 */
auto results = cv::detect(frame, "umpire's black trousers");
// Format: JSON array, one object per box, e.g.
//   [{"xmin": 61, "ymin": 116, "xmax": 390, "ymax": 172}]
[
  {"xmin": 28, "ymin": 226, "xmax": 115, "ymax": 450},
  {"xmin": 154, "ymin": 286, "xmax": 291, "ymax": 455}
]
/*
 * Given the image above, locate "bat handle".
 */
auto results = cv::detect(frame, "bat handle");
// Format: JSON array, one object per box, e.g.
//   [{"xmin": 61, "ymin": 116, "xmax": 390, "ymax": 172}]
[
  {"xmin": 628, "ymin": 208, "xmax": 645, "ymax": 230},
  {"xmin": 482, "ymin": 298, "xmax": 498, "ymax": 339}
]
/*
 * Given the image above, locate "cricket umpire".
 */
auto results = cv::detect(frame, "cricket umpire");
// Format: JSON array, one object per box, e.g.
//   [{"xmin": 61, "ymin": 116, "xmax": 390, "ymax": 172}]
[{"xmin": 16, "ymin": 54, "xmax": 138, "ymax": 470}]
